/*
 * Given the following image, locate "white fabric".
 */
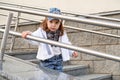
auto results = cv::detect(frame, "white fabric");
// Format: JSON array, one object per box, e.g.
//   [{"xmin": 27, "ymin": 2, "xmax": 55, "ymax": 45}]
[
  {"xmin": 52, "ymin": 46, "xmax": 61, "ymax": 55},
  {"xmin": 28, "ymin": 27, "xmax": 73, "ymax": 61}
]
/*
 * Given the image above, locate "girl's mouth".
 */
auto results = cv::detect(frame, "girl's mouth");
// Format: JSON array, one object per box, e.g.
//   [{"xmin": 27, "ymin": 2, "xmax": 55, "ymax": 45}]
[{"xmin": 51, "ymin": 28, "xmax": 56, "ymax": 31}]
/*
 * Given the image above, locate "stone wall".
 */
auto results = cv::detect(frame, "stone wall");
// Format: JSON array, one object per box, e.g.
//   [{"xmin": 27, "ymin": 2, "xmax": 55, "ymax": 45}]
[{"xmin": 65, "ymin": 14, "xmax": 120, "ymax": 80}]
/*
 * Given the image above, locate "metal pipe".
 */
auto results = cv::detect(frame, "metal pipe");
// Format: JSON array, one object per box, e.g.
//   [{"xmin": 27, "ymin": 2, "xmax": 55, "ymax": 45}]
[
  {"xmin": 0, "ymin": 6, "xmax": 120, "ymax": 29},
  {"xmin": 1, "ymin": 17, "xmax": 119, "ymax": 38},
  {"xmin": 0, "ymin": 13, "xmax": 13, "ymax": 70},
  {"xmin": 0, "ymin": 29, "xmax": 120, "ymax": 62},
  {"xmin": 0, "ymin": 13, "xmax": 38, "ymax": 22},
  {"xmin": 94, "ymin": 11, "xmax": 120, "ymax": 16},
  {"xmin": 1, "ymin": 2, "xmax": 120, "ymax": 22},
  {"xmin": 1, "ymin": 21, "xmax": 120, "ymax": 38},
  {"xmin": 9, "ymin": 12, "xmax": 20, "ymax": 52},
  {"xmin": 1, "ymin": 12, "xmax": 120, "ymax": 38},
  {"xmin": 64, "ymin": 12, "xmax": 120, "ymax": 22},
  {"xmin": 65, "ymin": 26, "xmax": 120, "ymax": 38},
  {"xmin": 81, "ymin": 15, "xmax": 120, "ymax": 22},
  {"xmin": 1, "ymin": 18, "xmax": 120, "ymax": 39}
]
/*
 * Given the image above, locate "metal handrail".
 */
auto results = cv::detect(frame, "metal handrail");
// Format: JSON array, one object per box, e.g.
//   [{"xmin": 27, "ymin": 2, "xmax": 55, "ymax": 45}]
[
  {"xmin": 0, "ymin": 2, "xmax": 120, "ymax": 22},
  {"xmin": 0, "ymin": 28, "xmax": 120, "ymax": 62},
  {"xmin": 65, "ymin": 25, "xmax": 120, "ymax": 38},
  {"xmin": 1, "ymin": 21, "xmax": 120, "ymax": 38},
  {"xmin": 0, "ymin": 13, "xmax": 38, "ymax": 22},
  {"xmin": 2, "ymin": 12, "xmax": 120, "ymax": 38},
  {"xmin": 92, "ymin": 10, "xmax": 120, "ymax": 16},
  {"xmin": 0, "ymin": 2, "xmax": 47, "ymax": 12},
  {"xmin": 0, "ymin": 13, "xmax": 13, "ymax": 70},
  {"xmin": 0, "ymin": 6, "xmax": 120, "ymax": 62},
  {"xmin": 0, "ymin": 6, "xmax": 120, "ymax": 29},
  {"xmin": 0, "ymin": 5, "xmax": 120, "ymax": 39}
]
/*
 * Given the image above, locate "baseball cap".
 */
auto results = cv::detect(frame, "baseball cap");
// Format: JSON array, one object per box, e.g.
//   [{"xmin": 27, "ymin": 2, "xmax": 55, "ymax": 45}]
[{"xmin": 48, "ymin": 8, "xmax": 62, "ymax": 21}]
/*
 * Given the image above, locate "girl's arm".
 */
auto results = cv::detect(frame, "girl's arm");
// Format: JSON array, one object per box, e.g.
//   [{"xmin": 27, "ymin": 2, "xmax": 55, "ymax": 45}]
[
  {"xmin": 21, "ymin": 30, "xmax": 40, "ymax": 45},
  {"xmin": 62, "ymin": 32, "xmax": 78, "ymax": 58}
]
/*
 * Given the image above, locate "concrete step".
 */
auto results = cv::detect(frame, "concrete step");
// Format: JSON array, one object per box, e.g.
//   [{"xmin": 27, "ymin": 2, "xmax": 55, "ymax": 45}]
[
  {"xmin": 0, "ymin": 75, "xmax": 8, "ymax": 80},
  {"xmin": 63, "ymin": 65, "xmax": 89, "ymax": 76},
  {"xmin": 6, "ymin": 52, "xmax": 112, "ymax": 80},
  {"xmin": 2, "ymin": 55, "xmax": 79, "ymax": 80},
  {"xmin": 76, "ymin": 74, "xmax": 112, "ymax": 80},
  {"xmin": 6, "ymin": 52, "xmax": 37, "ymax": 60},
  {"xmin": 26, "ymin": 59, "xmax": 40, "ymax": 64}
]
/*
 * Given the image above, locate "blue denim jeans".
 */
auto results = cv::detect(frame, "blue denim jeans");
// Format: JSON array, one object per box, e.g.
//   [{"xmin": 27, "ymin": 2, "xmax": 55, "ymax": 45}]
[{"xmin": 40, "ymin": 54, "xmax": 63, "ymax": 72}]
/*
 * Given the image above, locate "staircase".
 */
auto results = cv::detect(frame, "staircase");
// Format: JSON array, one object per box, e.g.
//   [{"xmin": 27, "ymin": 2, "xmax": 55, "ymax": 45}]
[
  {"xmin": 63, "ymin": 65, "xmax": 112, "ymax": 80},
  {"xmin": 7, "ymin": 52, "xmax": 112, "ymax": 80}
]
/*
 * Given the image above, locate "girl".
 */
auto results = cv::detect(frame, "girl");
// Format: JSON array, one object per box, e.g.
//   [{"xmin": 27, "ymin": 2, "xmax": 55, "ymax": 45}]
[{"xmin": 22, "ymin": 8, "xmax": 78, "ymax": 72}]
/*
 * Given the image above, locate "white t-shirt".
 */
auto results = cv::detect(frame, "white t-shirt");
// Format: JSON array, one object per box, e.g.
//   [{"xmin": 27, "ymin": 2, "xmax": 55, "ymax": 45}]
[{"xmin": 52, "ymin": 46, "xmax": 61, "ymax": 55}]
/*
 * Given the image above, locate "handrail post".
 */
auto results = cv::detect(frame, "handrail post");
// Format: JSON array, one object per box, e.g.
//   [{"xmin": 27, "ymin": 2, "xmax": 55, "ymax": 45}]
[
  {"xmin": 0, "ymin": 12, "xmax": 13, "ymax": 70},
  {"xmin": 10, "ymin": 12, "xmax": 20, "ymax": 52}
]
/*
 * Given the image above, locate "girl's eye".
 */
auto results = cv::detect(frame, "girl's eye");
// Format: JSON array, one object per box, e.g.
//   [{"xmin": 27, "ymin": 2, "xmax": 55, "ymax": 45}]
[
  {"xmin": 50, "ymin": 21, "xmax": 53, "ymax": 23},
  {"xmin": 56, "ymin": 21, "xmax": 60, "ymax": 24},
  {"xmin": 55, "ymin": 22, "xmax": 59, "ymax": 24}
]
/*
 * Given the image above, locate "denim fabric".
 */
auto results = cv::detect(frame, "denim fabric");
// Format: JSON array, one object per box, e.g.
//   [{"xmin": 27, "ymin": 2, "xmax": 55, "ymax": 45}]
[
  {"xmin": 48, "ymin": 8, "xmax": 62, "ymax": 21},
  {"xmin": 40, "ymin": 54, "xmax": 63, "ymax": 72}
]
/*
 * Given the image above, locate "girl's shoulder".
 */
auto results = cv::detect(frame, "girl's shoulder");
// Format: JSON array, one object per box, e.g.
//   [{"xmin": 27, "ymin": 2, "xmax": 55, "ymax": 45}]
[
  {"xmin": 37, "ymin": 27, "xmax": 42, "ymax": 31},
  {"xmin": 35, "ymin": 27, "xmax": 44, "ymax": 32},
  {"xmin": 32, "ymin": 27, "xmax": 43, "ymax": 36}
]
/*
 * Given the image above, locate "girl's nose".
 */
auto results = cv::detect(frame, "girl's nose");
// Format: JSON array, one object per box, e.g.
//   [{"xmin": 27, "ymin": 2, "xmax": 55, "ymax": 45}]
[{"xmin": 52, "ymin": 23, "xmax": 56, "ymax": 27}]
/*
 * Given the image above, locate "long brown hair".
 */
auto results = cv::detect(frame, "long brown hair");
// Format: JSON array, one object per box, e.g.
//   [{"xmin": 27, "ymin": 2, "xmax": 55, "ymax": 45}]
[{"xmin": 41, "ymin": 17, "xmax": 64, "ymax": 36}]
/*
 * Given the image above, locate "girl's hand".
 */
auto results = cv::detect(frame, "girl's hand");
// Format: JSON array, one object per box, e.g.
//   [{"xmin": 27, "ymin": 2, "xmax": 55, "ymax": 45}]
[
  {"xmin": 21, "ymin": 31, "xmax": 32, "ymax": 38},
  {"xmin": 72, "ymin": 51, "xmax": 78, "ymax": 58}
]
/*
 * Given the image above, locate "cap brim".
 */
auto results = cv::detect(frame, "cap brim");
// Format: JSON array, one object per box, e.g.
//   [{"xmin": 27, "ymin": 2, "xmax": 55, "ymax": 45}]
[{"xmin": 48, "ymin": 17, "xmax": 61, "ymax": 21}]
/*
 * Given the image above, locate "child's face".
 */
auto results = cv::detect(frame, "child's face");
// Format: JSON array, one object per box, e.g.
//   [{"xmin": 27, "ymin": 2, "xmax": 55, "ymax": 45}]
[{"xmin": 47, "ymin": 19, "xmax": 61, "ymax": 32}]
